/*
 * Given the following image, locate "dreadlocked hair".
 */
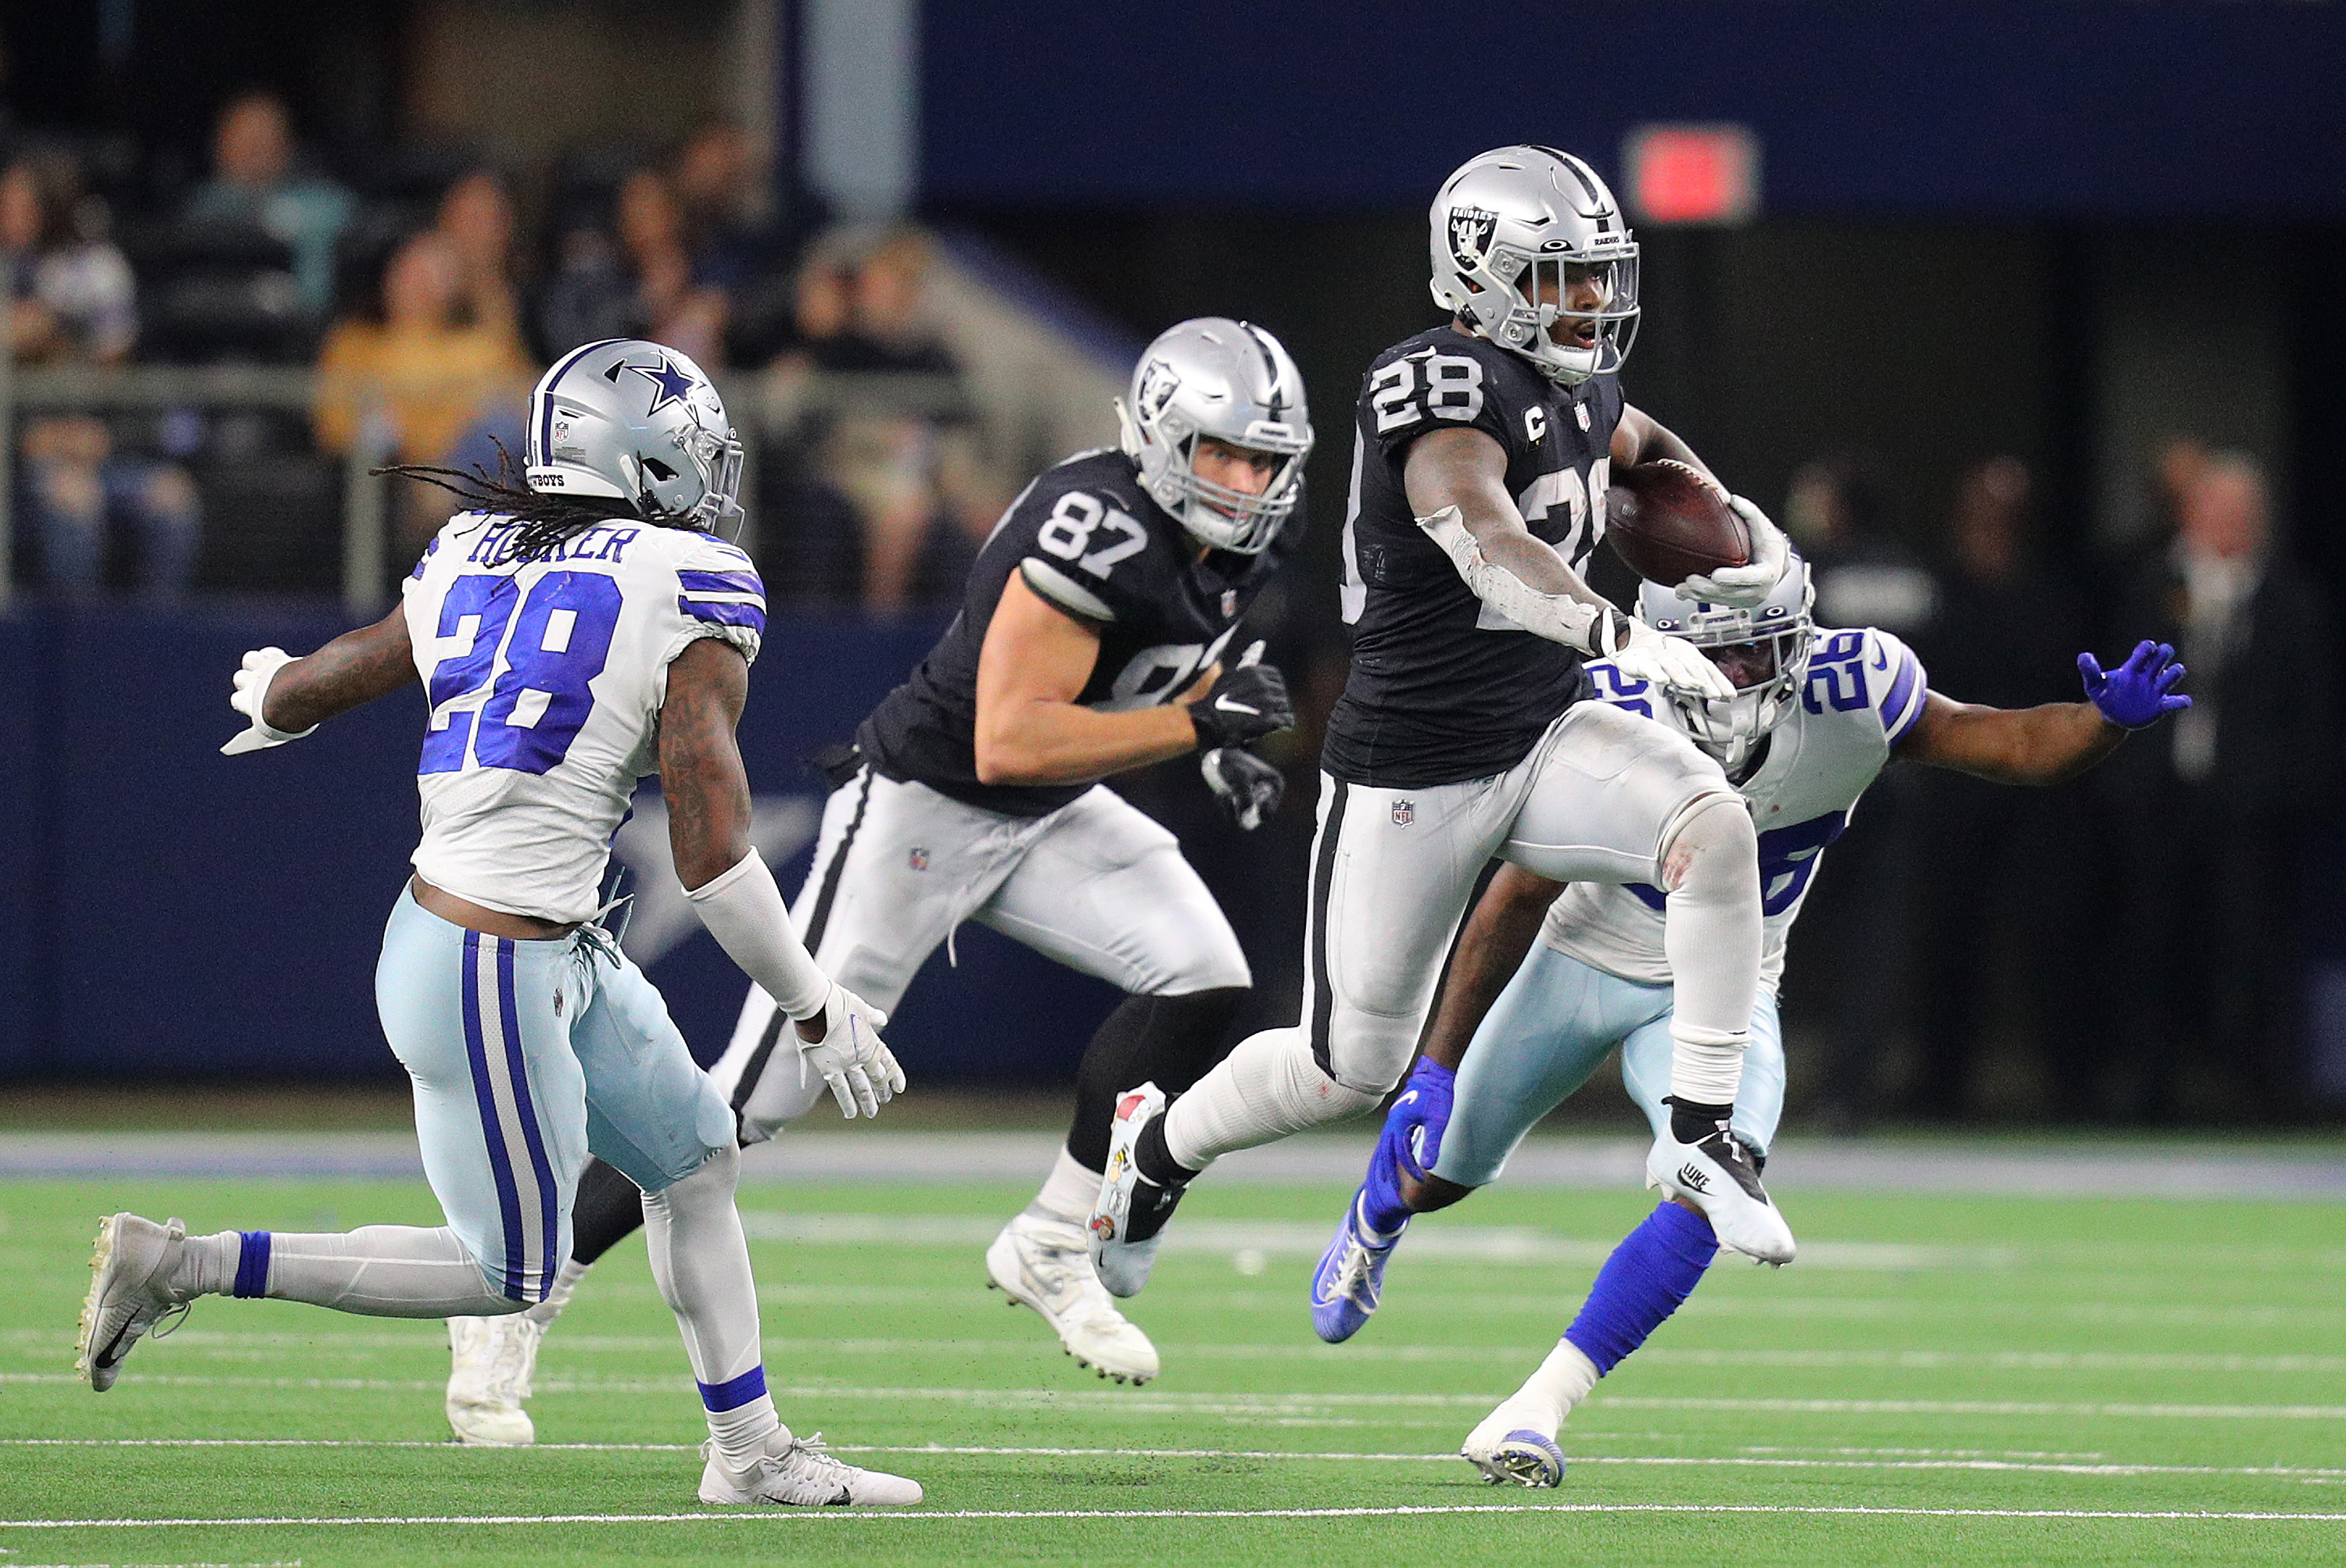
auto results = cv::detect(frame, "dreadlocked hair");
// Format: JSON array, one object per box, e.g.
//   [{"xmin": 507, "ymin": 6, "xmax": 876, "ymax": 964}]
[{"xmin": 377, "ymin": 439, "xmax": 701, "ymax": 565}]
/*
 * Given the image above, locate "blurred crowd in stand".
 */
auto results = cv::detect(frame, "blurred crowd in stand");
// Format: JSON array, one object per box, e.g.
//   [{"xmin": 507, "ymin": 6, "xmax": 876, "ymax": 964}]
[
  {"xmin": 1781, "ymin": 443, "xmax": 2340, "ymax": 1127},
  {"xmin": 4, "ymin": 86, "xmax": 2339, "ymax": 1126},
  {"xmin": 2, "ymin": 90, "xmax": 1007, "ymax": 605}
]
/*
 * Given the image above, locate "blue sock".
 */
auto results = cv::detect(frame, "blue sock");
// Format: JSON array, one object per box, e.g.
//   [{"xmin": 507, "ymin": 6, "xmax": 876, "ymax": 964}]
[{"xmin": 1562, "ymin": 1202, "xmax": 1717, "ymax": 1374}]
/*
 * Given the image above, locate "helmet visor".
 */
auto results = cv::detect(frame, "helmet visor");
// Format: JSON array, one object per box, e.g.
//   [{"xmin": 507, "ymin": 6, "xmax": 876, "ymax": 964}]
[
  {"xmin": 1521, "ymin": 253, "xmax": 1640, "ymax": 374},
  {"xmin": 1178, "ymin": 433, "xmax": 1307, "ymax": 554}
]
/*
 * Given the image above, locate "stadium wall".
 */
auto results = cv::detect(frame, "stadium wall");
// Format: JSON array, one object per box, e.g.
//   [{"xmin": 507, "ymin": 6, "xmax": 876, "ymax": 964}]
[{"xmin": 921, "ymin": 0, "xmax": 2346, "ymax": 218}]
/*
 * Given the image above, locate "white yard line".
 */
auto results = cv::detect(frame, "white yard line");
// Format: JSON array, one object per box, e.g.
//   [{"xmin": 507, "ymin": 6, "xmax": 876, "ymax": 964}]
[
  {"xmin": 12, "ymin": 1328, "xmax": 2341, "ymax": 1375},
  {"xmin": 5, "ymin": 1437, "xmax": 2342, "ymax": 1482},
  {"xmin": 16, "ymin": 1372, "xmax": 2346, "ymax": 1419},
  {"xmin": 6, "ymin": 1505, "xmax": 2346, "ymax": 1527}
]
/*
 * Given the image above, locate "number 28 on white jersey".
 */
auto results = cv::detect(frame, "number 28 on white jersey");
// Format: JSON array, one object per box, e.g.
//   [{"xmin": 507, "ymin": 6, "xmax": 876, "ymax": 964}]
[{"xmin": 401, "ymin": 511, "xmax": 765, "ymax": 924}]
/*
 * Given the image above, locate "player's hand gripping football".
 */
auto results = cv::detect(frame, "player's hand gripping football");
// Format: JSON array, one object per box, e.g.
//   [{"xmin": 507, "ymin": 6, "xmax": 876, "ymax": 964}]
[
  {"xmin": 795, "ymin": 982, "xmax": 906, "ymax": 1119},
  {"xmin": 2079, "ymin": 640, "xmax": 2191, "ymax": 730},
  {"xmin": 1187, "ymin": 639, "xmax": 1293, "ymax": 749},
  {"xmin": 220, "ymin": 647, "xmax": 319, "ymax": 755},
  {"xmin": 1677, "ymin": 497, "xmax": 1789, "ymax": 609}
]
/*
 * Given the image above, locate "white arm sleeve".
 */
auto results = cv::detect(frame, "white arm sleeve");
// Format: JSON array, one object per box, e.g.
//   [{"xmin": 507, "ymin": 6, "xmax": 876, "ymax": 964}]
[
  {"xmin": 682, "ymin": 852, "xmax": 830, "ymax": 1021},
  {"xmin": 1415, "ymin": 505, "xmax": 1628, "ymax": 655}
]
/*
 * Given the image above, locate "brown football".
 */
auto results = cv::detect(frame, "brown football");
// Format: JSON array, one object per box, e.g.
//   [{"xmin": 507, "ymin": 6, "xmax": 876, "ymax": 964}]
[{"xmin": 1605, "ymin": 460, "xmax": 1749, "ymax": 587}]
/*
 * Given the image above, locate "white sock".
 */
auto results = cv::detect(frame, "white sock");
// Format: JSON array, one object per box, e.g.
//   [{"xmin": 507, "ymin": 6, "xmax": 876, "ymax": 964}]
[
  {"xmin": 524, "ymin": 1258, "xmax": 590, "ymax": 1326},
  {"xmin": 178, "ymin": 1225, "xmax": 518, "ymax": 1318},
  {"xmin": 1510, "ymin": 1339, "xmax": 1602, "ymax": 1429},
  {"xmin": 640, "ymin": 1143, "xmax": 780, "ymax": 1462},
  {"xmin": 1024, "ymin": 1145, "xmax": 1102, "ymax": 1227},
  {"xmin": 1659, "ymin": 796, "xmax": 1761, "ymax": 1106},
  {"xmin": 1164, "ymin": 1027, "xmax": 1383, "ymax": 1171}
]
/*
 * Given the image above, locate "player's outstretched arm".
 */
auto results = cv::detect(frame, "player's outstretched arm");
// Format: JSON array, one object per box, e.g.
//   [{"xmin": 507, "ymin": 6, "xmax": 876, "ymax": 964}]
[
  {"xmin": 973, "ymin": 571, "xmax": 1290, "ymax": 786},
  {"xmin": 662, "ymin": 637, "xmax": 903, "ymax": 1118},
  {"xmin": 219, "ymin": 605, "xmax": 416, "ymax": 754},
  {"xmin": 1405, "ymin": 427, "xmax": 1731, "ymax": 701},
  {"xmin": 1900, "ymin": 640, "xmax": 2190, "ymax": 786}
]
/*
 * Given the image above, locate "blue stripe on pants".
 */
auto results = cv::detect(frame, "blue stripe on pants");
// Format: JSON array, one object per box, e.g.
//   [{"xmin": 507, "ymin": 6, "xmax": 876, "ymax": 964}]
[
  {"xmin": 497, "ymin": 937, "xmax": 561, "ymax": 1303},
  {"xmin": 462, "ymin": 931, "xmax": 528, "ymax": 1301}
]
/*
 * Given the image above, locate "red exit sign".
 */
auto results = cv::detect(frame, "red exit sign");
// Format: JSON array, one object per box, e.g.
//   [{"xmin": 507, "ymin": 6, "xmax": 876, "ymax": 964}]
[{"xmin": 1624, "ymin": 124, "xmax": 1761, "ymax": 225}]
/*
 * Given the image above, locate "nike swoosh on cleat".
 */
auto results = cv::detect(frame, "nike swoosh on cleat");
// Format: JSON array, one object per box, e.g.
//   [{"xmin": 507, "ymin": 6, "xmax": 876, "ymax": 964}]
[{"xmin": 1677, "ymin": 1162, "xmax": 1711, "ymax": 1193}]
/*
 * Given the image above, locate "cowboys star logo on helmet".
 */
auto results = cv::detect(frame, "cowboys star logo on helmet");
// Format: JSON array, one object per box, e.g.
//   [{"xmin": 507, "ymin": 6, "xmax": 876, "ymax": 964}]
[{"xmin": 624, "ymin": 354, "xmax": 701, "ymax": 416}]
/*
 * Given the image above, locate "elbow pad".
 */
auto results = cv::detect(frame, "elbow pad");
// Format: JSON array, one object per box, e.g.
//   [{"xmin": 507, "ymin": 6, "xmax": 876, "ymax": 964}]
[
  {"xmin": 682, "ymin": 852, "xmax": 830, "ymax": 1020},
  {"xmin": 1415, "ymin": 506, "xmax": 1634, "ymax": 657}
]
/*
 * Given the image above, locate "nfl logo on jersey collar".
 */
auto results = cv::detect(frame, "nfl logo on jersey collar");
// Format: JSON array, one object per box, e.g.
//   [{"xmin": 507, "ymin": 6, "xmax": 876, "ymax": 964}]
[
  {"xmin": 1221, "ymin": 590, "xmax": 1239, "ymax": 619},
  {"xmin": 1392, "ymin": 800, "xmax": 1415, "ymax": 827}
]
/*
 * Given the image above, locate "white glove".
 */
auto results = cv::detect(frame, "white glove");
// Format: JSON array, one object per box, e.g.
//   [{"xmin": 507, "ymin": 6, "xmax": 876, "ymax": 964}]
[
  {"xmin": 220, "ymin": 648, "xmax": 317, "ymax": 755},
  {"xmin": 1612, "ymin": 619, "xmax": 1735, "ymax": 703},
  {"xmin": 1679, "ymin": 497, "xmax": 1790, "ymax": 609},
  {"xmin": 795, "ymin": 981, "xmax": 906, "ymax": 1119}
]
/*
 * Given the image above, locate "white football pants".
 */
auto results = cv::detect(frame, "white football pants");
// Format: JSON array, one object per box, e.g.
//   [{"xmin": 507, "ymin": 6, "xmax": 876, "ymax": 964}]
[
  {"xmin": 716, "ymin": 768, "xmax": 1250, "ymax": 1137},
  {"xmin": 1165, "ymin": 700, "xmax": 1750, "ymax": 1168}
]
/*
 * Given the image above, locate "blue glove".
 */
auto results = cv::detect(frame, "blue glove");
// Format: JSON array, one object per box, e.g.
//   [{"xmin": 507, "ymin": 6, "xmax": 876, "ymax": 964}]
[
  {"xmin": 2079, "ymin": 640, "xmax": 2191, "ymax": 730},
  {"xmin": 1387, "ymin": 1056, "xmax": 1457, "ymax": 1181}
]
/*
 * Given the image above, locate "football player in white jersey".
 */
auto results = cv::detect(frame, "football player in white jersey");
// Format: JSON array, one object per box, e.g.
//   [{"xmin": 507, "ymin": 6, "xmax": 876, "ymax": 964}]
[
  {"xmin": 1308, "ymin": 550, "xmax": 2190, "ymax": 1487},
  {"xmin": 74, "ymin": 339, "xmax": 921, "ymax": 1508}
]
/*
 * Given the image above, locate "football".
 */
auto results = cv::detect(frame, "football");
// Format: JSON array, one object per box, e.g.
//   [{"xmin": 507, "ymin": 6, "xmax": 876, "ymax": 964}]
[{"xmin": 1605, "ymin": 459, "xmax": 1750, "ymax": 587}]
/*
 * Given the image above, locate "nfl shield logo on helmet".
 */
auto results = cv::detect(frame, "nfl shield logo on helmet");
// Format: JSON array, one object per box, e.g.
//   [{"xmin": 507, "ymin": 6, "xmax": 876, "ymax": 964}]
[
  {"xmin": 1448, "ymin": 206, "xmax": 1498, "ymax": 271},
  {"xmin": 908, "ymin": 846, "xmax": 930, "ymax": 872},
  {"xmin": 1392, "ymin": 799, "xmax": 1415, "ymax": 827}
]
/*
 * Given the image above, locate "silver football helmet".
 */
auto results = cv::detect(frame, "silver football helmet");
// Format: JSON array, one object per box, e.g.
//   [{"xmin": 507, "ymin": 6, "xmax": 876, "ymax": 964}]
[
  {"xmin": 524, "ymin": 339, "xmax": 744, "ymax": 530},
  {"xmin": 1116, "ymin": 318, "xmax": 1312, "ymax": 554},
  {"xmin": 1637, "ymin": 553, "xmax": 1816, "ymax": 771},
  {"xmin": 1429, "ymin": 146, "xmax": 1640, "ymax": 385}
]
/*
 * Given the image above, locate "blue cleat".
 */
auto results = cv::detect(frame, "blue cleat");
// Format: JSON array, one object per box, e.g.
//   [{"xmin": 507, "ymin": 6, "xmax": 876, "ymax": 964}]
[{"xmin": 1310, "ymin": 1192, "xmax": 1406, "ymax": 1344}]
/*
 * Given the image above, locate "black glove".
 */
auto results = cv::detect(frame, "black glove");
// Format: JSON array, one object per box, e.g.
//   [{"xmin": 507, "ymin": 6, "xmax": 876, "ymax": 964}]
[
  {"xmin": 1201, "ymin": 747, "xmax": 1286, "ymax": 831},
  {"xmin": 1187, "ymin": 655, "xmax": 1293, "ymax": 748}
]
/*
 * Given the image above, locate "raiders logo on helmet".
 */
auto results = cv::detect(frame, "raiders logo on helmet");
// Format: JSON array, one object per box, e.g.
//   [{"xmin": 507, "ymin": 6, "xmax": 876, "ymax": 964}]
[
  {"xmin": 1135, "ymin": 357, "xmax": 1182, "ymax": 419},
  {"xmin": 1447, "ymin": 206, "xmax": 1498, "ymax": 271}
]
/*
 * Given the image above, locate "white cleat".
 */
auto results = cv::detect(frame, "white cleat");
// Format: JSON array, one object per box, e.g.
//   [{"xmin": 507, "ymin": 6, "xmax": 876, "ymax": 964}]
[
  {"xmin": 1645, "ymin": 1125, "xmax": 1796, "ymax": 1265},
  {"xmin": 1087, "ymin": 1082, "xmax": 1178, "ymax": 1298},
  {"xmin": 987, "ymin": 1212, "xmax": 1160, "ymax": 1384},
  {"xmin": 1461, "ymin": 1399, "xmax": 1566, "ymax": 1487},
  {"xmin": 446, "ymin": 1313, "xmax": 543, "ymax": 1445},
  {"xmin": 699, "ymin": 1430, "xmax": 923, "ymax": 1507},
  {"xmin": 76, "ymin": 1212, "xmax": 192, "ymax": 1392}
]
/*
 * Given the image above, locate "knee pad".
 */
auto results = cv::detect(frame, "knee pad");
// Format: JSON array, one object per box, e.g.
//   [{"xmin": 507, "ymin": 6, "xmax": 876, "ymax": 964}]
[{"xmin": 1657, "ymin": 791, "xmax": 1759, "ymax": 901}]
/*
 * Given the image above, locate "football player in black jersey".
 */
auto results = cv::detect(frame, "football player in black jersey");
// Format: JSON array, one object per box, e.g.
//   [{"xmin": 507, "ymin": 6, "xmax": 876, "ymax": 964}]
[
  {"xmin": 1092, "ymin": 147, "xmax": 1801, "ymax": 1301},
  {"xmin": 449, "ymin": 319, "xmax": 1311, "ymax": 1423}
]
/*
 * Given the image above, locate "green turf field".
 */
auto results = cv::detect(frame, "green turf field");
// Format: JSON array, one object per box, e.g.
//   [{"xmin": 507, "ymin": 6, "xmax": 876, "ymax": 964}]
[{"xmin": 5, "ymin": 1171, "xmax": 2344, "ymax": 1566}]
